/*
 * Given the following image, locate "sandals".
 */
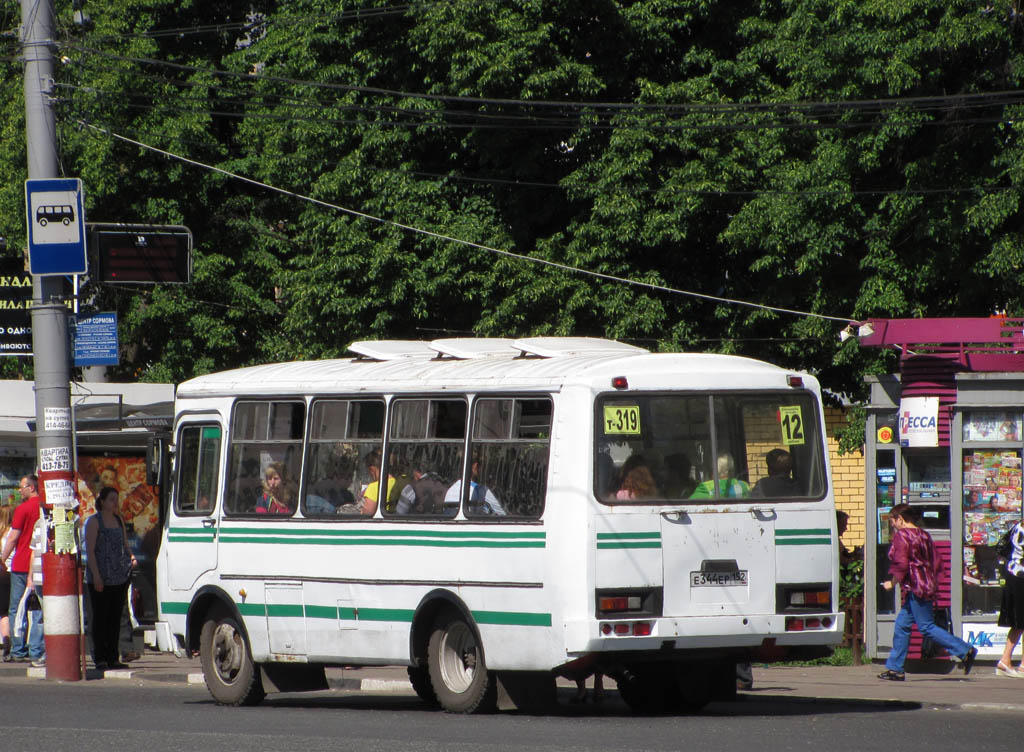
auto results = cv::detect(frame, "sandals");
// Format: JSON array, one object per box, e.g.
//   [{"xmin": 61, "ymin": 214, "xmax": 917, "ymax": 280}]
[
  {"xmin": 996, "ymin": 662, "xmax": 1023, "ymax": 678},
  {"xmin": 877, "ymin": 669, "xmax": 905, "ymax": 681}
]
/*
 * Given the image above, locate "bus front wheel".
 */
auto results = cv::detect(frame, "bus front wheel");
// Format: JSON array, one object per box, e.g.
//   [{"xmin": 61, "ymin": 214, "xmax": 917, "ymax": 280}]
[
  {"xmin": 427, "ymin": 610, "xmax": 496, "ymax": 713},
  {"xmin": 199, "ymin": 614, "xmax": 265, "ymax": 706}
]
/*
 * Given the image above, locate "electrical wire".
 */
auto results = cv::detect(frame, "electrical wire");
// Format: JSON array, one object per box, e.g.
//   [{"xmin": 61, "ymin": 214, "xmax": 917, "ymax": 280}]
[{"xmin": 77, "ymin": 119, "xmax": 855, "ymax": 325}]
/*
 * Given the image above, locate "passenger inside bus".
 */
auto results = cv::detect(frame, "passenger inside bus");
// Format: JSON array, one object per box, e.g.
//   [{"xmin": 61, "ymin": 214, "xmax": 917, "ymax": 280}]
[
  {"xmin": 395, "ymin": 456, "xmax": 453, "ymax": 516},
  {"xmin": 689, "ymin": 453, "xmax": 749, "ymax": 499},
  {"xmin": 751, "ymin": 448, "xmax": 800, "ymax": 498},
  {"xmin": 447, "ymin": 453, "xmax": 506, "ymax": 516},
  {"xmin": 255, "ymin": 461, "xmax": 296, "ymax": 514},
  {"xmin": 615, "ymin": 455, "xmax": 657, "ymax": 501},
  {"xmin": 339, "ymin": 449, "xmax": 393, "ymax": 516}
]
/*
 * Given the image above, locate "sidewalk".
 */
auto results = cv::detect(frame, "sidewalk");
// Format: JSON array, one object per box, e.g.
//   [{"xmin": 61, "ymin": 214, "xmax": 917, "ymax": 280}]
[{"xmin": 5, "ymin": 650, "xmax": 1024, "ymax": 712}]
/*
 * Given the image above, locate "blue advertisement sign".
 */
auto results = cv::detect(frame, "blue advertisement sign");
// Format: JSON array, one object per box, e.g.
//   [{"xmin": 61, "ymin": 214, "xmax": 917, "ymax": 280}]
[
  {"xmin": 73, "ymin": 312, "xmax": 119, "ymax": 366},
  {"xmin": 25, "ymin": 178, "xmax": 87, "ymax": 275}
]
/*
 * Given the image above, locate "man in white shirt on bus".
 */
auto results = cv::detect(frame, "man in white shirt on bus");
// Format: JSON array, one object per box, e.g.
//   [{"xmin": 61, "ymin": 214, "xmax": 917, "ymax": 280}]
[{"xmin": 445, "ymin": 456, "xmax": 506, "ymax": 516}]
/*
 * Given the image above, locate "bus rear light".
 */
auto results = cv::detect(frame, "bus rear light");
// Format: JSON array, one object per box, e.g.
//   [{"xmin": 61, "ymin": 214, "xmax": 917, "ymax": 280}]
[
  {"xmin": 611, "ymin": 376, "xmax": 628, "ymax": 389},
  {"xmin": 599, "ymin": 595, "xmax": 641, "ymax": 613},
  {"xmin": 785, "ymin": 617, "xmax": 805, "ymax": 631},
  {"xmin": 601, "ymin": 623, "xmax": 612, "ymax": 635},
  {"xmin": 804, "ymin": 618, "xmax": 822, "ymax": 629},
  {"xmin": 790, "ymin": 590, "xmax": 829, "ymax": 607},
  {"xmin": 613, "ymin": 623, "xmax": 630, "ymax": 635},
  {"xmin": 786, "ymin": 375, "xmax": 803, "ymax": 387},
  {"xmin": 632, "ymin": 622, "xmax": 652, "ymax": 636}
]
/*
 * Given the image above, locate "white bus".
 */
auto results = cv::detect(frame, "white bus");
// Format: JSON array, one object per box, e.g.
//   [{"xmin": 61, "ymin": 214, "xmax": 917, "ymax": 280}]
[{"xmin": 155, "ymin": 337, "xmax": 842, "ymax": 712}]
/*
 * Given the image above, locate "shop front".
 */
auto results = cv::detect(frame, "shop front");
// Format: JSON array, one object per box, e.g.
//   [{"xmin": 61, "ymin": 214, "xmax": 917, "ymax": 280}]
[
  {"xmin": 0, "ymin": 380, "xmax": 173, "ymax": 624},
  {"xmin": 861, "ymin": 318, "xmax": 1024, "ymax": 665}
]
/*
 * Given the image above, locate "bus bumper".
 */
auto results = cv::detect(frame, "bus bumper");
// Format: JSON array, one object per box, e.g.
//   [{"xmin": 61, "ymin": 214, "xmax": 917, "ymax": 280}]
[{"xmin": 563, "ymin": 612, "xmax": 845, "ymax": 656}]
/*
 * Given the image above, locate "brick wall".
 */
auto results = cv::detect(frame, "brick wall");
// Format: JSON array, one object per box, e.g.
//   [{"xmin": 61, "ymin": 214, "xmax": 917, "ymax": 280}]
[{"xmin": 825, "ymin": 405, "xmax": 866, "ymax": 550}]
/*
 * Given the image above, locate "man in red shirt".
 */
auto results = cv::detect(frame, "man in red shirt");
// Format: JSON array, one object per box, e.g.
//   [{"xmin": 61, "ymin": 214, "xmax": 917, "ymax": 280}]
[{"xmin": 0, "ymin": 475, "xmax": 43, "ymax": 662}]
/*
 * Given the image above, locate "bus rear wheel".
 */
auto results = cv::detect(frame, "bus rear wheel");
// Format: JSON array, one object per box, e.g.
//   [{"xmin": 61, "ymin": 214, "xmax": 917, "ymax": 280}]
[
  {"xmin": 407, "ymin": 665, "xmax": 438, "ymax": 706},
  {"xmin": 427, "ymin": 610, "xmax": 496, "ymax": 713},
  {"xmin": 200, "ymin": 614, "xmax": 265, "ymax": 706}
]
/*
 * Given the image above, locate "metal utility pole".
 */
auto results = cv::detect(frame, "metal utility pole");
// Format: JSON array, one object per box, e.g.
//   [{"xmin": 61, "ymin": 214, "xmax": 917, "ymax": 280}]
[{"xmin": 22, "ymin": 0, "xmax": 82, "ymax": 681}]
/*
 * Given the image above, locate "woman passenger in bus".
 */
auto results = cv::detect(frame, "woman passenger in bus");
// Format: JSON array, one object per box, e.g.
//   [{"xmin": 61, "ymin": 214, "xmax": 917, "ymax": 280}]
[
  {"xmin": 615, "ymin": 456, "xmax": 658, "ymax": 501},
  {"xmin": 255, "ymin": 462, "xmax": 295, "ymax": 515}
]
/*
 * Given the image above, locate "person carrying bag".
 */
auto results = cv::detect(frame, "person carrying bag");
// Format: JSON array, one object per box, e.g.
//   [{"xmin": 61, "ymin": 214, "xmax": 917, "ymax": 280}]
[{"xmin": 996, "ymin": 519, "xmax": 1024, "ymax": 677}]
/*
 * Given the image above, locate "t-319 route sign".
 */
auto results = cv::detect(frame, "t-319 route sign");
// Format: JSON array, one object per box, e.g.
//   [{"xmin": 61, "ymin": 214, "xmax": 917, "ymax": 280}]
[{"xmin": 25, "ymin": 178, "xmax": 87, "ymax": 275}]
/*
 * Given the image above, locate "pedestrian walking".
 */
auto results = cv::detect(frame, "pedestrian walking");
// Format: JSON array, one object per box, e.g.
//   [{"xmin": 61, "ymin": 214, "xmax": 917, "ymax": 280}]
[
  {"xmin": 0, "ymin": 475, "xmax": 43, "ymax": 662},
  {"xmin": 996, "ymin": 519, "xmax": 1024, "ymax": 677},
  {"xmin": 84, "ymin": 486, "xmax": 136, "ymax": 671},
  {"xmin": 0, "ymin": 504, "xmax": 14, "ymax": 659},
  {"xmin": 24, "ymin": 513, "xmax": 46, "ymax": 667},
  {"xmin": 879, "ymin": 504, "xmax": 977, "ymax": 681}
]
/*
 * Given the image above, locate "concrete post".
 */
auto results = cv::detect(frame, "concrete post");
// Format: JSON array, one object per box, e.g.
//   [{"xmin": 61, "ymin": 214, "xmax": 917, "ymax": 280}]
[{"xmin": 22, "ymin": 0, "xmax": 82, "ymax": 681}]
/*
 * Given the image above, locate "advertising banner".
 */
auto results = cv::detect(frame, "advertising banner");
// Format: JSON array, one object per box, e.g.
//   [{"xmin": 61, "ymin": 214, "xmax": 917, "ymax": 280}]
[{"xmin": 899, "ymin": 396, "xmax": 939, "ymax": 447}]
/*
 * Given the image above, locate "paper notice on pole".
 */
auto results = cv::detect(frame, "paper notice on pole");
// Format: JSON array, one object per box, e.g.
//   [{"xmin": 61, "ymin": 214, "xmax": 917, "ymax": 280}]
[
  {"xmin": 43, "ymin": 406, "xmax": 71, "ymax": 432},
  {"xmin": 44, "ymin": 478, "xmax": 76, "ymax": 507},
  {"xmin": 54, "ymin": 520, "xmax": 76, "ymax": 554},
  {"xmin": 39, "ymin": 445, "xmax": 72, "ymax": 472}
]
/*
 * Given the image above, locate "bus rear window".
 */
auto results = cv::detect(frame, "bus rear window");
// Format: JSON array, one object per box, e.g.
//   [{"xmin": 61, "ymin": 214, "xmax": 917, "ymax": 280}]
[{"xmin": 596, "ymin": 393, "xmax": 825, "ymax": 504}]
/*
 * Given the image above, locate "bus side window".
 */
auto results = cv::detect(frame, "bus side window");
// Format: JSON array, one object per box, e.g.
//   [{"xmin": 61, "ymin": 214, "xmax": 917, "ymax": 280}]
[
  {"xmin": 225, "ymin": 400, "xmax": 304, "ymax": 516},
  {"xmin": 385, "ymin": 398, "xmax": 466, "ymax": 518},
  {"xmin": 175, "ymin": 425, "xmax": 221, "ymax": 515},
  {"xmin": 303, "ymin": 399, "xmax": 384, "ymax": 517},
  {"xmin": 468, "ymin": 397, "xmax": 551, "ymax": 519}
]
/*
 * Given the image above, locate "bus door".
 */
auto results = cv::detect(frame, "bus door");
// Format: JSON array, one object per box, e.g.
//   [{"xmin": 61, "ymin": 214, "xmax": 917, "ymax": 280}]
[
  {"xmin": 660, "ymin": 508, "xmax": 776, "ymax": 619},
  {"xmin": 166, "ymin": 417, "xmax": 223, "ymax": 592}
]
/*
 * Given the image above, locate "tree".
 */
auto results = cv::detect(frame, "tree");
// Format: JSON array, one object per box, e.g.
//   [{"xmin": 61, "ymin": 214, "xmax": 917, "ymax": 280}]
[{"xmin": 0, "ymin": 0, "xmax": 1019, "ymax": 396}]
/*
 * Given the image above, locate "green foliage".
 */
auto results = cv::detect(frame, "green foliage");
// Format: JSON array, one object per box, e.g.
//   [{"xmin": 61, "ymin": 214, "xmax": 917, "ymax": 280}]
[{"xmin": 0, "ymin": 1, "xmax": 1019, "ymax": 390}]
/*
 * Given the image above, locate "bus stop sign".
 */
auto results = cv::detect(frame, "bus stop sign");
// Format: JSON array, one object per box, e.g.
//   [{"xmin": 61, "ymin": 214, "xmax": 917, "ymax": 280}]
[{"xmin": 25, "ymin": 178, "xmax": 87, "ymax": 276}]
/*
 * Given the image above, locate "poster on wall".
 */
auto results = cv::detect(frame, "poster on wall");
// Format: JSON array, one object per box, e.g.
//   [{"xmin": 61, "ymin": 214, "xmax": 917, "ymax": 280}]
[
  {"xmin": 963, "ymin": 411, "xmax": 1022, "ymax": 443},
  {"xmin": 899, "ymin": 397, "xmax": 939, "ymax": 447},
  {"xmin": 76, "ymin": 455, "xmax": 159, "ymax": 551}
]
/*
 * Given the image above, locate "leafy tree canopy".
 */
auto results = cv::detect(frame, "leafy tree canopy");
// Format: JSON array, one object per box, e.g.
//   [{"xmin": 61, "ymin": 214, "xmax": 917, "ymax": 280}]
[{"xmin": 0, "ymin": 0, "xmax": 1020, "ymax": 408}]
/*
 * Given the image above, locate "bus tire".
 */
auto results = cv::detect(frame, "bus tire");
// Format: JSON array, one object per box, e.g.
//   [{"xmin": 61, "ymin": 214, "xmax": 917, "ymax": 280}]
[
  {"xmin": 200, "ymin": 614, "xmax": 265, "ymax": 706},
  {"xmin": 427, "ymin": 610, "xmax": 496, "ymax": 713},
  {"xmin": 408, "ymin": 665, "xmax": 438, "ymax": 706}
]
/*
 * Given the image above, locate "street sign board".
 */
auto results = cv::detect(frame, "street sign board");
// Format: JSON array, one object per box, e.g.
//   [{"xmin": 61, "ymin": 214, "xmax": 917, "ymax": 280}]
[
  {"xmin": 25, "ymin": 178, "xmax": 87, "ymax": 275},
  {"xmin": 94, "ymin": 226, "xmax": 192, "ymax": 283},
  {"xmin": 72, "ymin": 311, "xmax": 119, "ymax": 366},
  {"xmin": 0, "ymin": 263, "xmax": 32, "ymax": 356}
]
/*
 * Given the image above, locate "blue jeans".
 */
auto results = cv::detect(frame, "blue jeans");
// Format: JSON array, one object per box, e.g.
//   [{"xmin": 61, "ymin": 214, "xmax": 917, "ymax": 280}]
[
  {"xmin": 8, "ymin": 573, "xmax": 44, "ymax": 660},
  {"xmin": 886, "ymin": 592, "xmax": 971, "ymax": 672}
]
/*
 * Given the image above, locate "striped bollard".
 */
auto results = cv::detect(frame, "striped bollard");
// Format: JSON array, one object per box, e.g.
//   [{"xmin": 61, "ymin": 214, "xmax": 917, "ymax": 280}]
[{"xmin": 42, "ymin": 552, "xmax": 82, "ymax": 681}]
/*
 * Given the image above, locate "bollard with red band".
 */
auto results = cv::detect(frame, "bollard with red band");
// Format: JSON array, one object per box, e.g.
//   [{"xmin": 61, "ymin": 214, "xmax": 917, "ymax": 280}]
[{"xmin": 42, "ymin": 551, "xmax": 82, "ymax": 681}]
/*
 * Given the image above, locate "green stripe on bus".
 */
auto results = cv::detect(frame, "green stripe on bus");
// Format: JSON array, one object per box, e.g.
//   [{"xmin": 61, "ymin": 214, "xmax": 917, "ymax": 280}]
[
  {"xmin": 168, "ymin": 535, "xmax": 216, "ymax": 543},
  {"xmin": 217, "ymin": 527, "xmax": 545, "ymax": 539},
  {"xmin": 473, "ymin": 610, "xmax": 552, "ymax": 627},
  {"xmin": 218, "ymin": 536, "xmax": 544, "ymax": 548},
  {"xmin": 775, "ymin": 529, "xmax": 830, "ymax": 536},
  {"xmin": 776, "ymin": 538, "xmax": 832, "ymax": 546},
  {"xmin": 597, "ymin": 541, "xmax": 662, "ymax": 549},
  {"xmin": 305, "ymin": 604, "xmax": 337, "ymax": 620},
  {"xmin": 162, "ymin": 600, "xmax": 550, "ymax": 628}
]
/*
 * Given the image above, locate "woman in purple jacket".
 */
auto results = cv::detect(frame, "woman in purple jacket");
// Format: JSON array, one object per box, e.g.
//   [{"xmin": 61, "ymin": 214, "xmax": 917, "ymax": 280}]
[{"xmin": 878, "ymin": 504, "xmax": 977, "ymax": 681}]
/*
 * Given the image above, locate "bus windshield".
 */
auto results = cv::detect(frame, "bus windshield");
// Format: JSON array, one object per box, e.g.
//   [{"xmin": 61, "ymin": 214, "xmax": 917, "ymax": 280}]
[{"xmin": 595, "ymin": 392, "xmax": 826, "ymax": 503}]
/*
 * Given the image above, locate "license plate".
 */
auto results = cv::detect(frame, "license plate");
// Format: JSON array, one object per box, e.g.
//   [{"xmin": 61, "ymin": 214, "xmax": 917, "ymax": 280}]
[{"xmin": 690, "ymin": 570, "xmax": 747, "ymax": 587}]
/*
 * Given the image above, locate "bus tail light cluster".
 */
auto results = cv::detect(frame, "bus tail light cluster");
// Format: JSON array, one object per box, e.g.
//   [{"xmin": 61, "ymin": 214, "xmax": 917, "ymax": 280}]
[
  {"xmin": 777, "ymin": 584, "xmax": 832, "ymax": 613},
  {"xmin": 596, "ymin": 588, "xmax": 661, "ymax": 618},
  {"xmin": 786, "ymin": 616, "xmax": 832, "ymax": 631},
  {"xmin": 601, "ymin": 621, "xmax": 652, "ymax": 637},
  {"xmin": 789, "ymin": 589, "xmax": 830, "ymax": 607}
]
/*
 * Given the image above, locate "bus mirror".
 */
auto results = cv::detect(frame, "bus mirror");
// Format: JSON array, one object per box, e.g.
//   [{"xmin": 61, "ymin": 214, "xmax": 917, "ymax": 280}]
[{"xmin": 147, "ymin": 436, "xmax": 164, "ymax": 486}]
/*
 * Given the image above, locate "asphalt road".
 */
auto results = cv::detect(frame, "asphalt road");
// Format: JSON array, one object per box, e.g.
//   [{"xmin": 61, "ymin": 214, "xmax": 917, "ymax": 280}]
[{"xmin": 3, "ymin": 677, "xmax": 1019, "ymax": 752}]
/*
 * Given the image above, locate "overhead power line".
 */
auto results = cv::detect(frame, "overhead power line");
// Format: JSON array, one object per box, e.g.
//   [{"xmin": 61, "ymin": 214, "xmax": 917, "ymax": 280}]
[{"xmin": 77, "ymin": 119, "xmax": 854, "ymax": 325}]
